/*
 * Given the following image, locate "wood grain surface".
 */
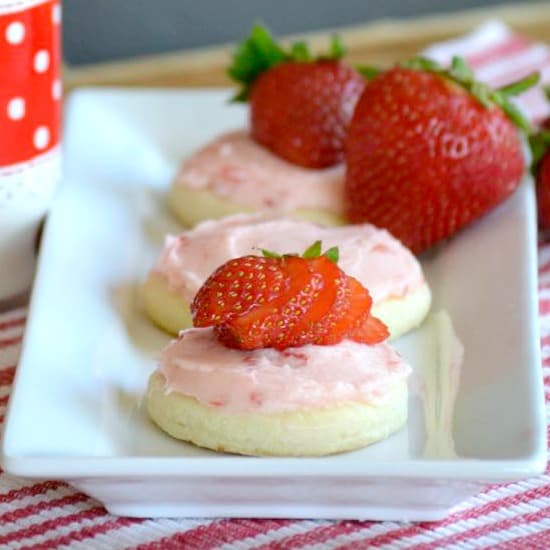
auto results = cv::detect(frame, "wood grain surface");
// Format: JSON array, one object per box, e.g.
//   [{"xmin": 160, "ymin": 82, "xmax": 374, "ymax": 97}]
[{"xmin": 64, "ymin": 2, "xmax": 550, "ymax": 89}]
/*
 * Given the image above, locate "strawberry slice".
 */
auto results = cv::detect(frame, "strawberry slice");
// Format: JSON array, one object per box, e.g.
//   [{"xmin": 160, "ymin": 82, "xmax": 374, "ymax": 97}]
[
  {"xmin": 216, "ymin": 255, "xmax": 314, "ymax": 350},
  {"xmin": 192, "ymin": 241, "xmax": 389, "ymax": 351},
  {"xmin": 349, "ymin": 312, "xmax": 390, "ymax": 344},
  {"xmin": 311, "ymin": 276, "xmax": 373, "ymax": 345},
  {"xmin": 191, "ymin": 256, "xmax": 287, "ymax": 327},
  {"xmin": 287, "ymin": 255, "xmax": 340, "ymax": 347}
]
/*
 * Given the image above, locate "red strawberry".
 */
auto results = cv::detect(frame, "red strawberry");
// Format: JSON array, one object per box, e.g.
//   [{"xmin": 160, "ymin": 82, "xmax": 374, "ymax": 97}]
[
  {"xmin": 314, "ymin": 275, "xmax": 388, "ymax": 344},
  {"xmin": 215, "ymin": 254, "xmax": 327, "ymax": 350},
  {"xmin": 537, "ymin": 153, "xmax": 550, "ymax": 230},
  {"xmin": 228, "ymin": 25, "xmax": 366, "ymax": 168},
  {"xmin": 530, "ymin": 119, "xmax": 550, "ymax": 230},
  {"xmin": 274, "ymin": 254, "xmax": 340, "ymax": 348},
  {"xmin": 250, "ymin": 60, "xmax": 365, "ymax": 168},
  {"xmin": 192, "ymin": 256, "xmax": 289, "ymax": 327},
  {"xmin": 345, "ymin": 57, "xmax": 538, "ymax": 254},
  {"xmin": 350, "ymin": 312, "xmax": 391, "ymax": 343},
  {"xmin": 191, "ymin": 241, "xmax": 388, "ymax": 351}
]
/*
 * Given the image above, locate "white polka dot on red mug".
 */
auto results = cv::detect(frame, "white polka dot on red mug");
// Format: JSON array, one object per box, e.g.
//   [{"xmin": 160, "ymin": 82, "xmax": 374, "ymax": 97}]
[
  {"xmin": 33, "ymin": 49, "xmax": 50, "ymax": 73},
  {"xmin": 5, "ymin": 21, "xmax": 25, "ymax": 45},
  {"xmin": 7, "ymin": 97, "xmax": 25, "ymax": 120},
  {"xmin": 52, "ymin": 79, "xmax": 61, "ymax": 100},
  {"xmin": 33, "ymin": 126, "xmax": 50, "ymax": 150}
]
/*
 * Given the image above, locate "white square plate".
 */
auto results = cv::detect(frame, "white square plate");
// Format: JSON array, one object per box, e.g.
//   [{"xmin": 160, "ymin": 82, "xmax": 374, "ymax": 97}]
[{"xmin": 1, "ymin": 89, "xmax": 546, "ymax": 521}]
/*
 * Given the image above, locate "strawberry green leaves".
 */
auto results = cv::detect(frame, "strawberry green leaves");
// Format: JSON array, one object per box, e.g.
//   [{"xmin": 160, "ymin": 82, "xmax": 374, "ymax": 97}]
[
  {"xmin": 228, "ymin": 25, "xmax": 287, "ymax": 101},
  {"xmin": 302, "ymin": 240, "xmax": 339, "ymax": 263},
  {"xmin": 302, "ymin": 240, "xmax": 323, "ymax": 259},
  {"xmin": 492, "ymin": 72, "xmax": 540, "ymax": 133},
  {"xmin": 322, "ymin": 246, "xmax": 339, "ymax": 263},
  {"xmin": 356, "ymin": 65, "xmax": 381, "ymax": 80},
  {"xmin": 498, "ymin": 72, "xmax": 541, "ymax": 96},
  {"xmin": 448, "ymin": 56, "xmax": 475, "ymax": 82},
  {"xmin": 228, "ymin": 23, "xmax": 348, "ymax": 101},
  {"xmin": 328, "ymin": 34, "xmax": 346, "ymax": 59},
  {"xmin": 359, "ymin": 55, "xmax": 539, "ymax": 133},
  {"xmin": 400, "ymin": 55, "xmax": 539, "ymax": 134},
  {"xmin": 289, "ymin": 41, "xmax": 312, "ymax": 62},
  {"xmin": 261, "ymin": 241, "xmax": 339, "ymax": 263}
]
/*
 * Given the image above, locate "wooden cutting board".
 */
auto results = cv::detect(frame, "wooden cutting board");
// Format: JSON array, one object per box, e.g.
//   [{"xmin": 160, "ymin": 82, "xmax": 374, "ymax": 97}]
[{"xmin": 64, "ymin": 1, "xmax": 550, "ymax": 89}]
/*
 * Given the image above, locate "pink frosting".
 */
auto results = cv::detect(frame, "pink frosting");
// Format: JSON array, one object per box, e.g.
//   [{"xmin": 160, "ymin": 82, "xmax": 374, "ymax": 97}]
[
  {"xmin": 158, "ymin": 328, "xmax": 410, "ymax": 413},
  {"xmin": 174, "ymin": 130, "xmax": 344, "ymax": 214},
  {"xmin": 152, "ymin": 215, "xmax": 426, "ymax": 304}
]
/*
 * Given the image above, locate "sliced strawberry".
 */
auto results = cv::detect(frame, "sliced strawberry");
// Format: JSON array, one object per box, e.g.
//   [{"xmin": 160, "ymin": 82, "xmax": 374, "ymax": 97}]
[
  {"xmin": 191, "ymin": 256, "xmax": 287, "ymax": 327},
  {"xmin": 215, "ymin": 255, "xmax": 314, "ymax": 350},
  {"xmin": 287, "ymin": 255, "xmax": 340, "ymax": 346},
  {"xmin": 311, "ymin": 276, "xmax": 373, "ymax": 345},
  {"xmin": 349, "ymin": 312, "xmax": 390, "ymax": 344},
  {"xmin": 193, "ymin": 242, "xmax": 389, "ymax": 351}
]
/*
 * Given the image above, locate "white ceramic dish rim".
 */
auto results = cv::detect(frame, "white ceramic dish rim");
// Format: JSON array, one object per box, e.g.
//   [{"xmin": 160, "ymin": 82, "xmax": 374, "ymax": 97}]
[{"xmin": 4, "ymin": 455, "xmax": 546, "ymax": 480}]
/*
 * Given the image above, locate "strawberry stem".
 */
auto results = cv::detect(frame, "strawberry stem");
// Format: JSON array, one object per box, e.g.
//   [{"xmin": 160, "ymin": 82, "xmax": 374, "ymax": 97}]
[{"xmin": 228, "ymin": 23, "xmax": 350, "ymax": 101}]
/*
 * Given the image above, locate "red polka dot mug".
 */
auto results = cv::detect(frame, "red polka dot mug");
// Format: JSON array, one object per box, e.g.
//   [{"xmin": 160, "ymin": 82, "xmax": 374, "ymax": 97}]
[{"xmin": 0, "ymin": 0, "xmax": 61, "ymax": 304}]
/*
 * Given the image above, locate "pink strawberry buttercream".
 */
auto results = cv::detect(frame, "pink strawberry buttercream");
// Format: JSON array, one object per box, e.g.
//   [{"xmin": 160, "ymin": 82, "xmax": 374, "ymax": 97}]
[
  {"xmin": 158, "ymin": 327, "xmax": 410, "ymax": 413},
  {"xmin": 152, "ymin": 214, "xmax": 426, "ymax": 305},
  {"xmin": 174, "ymin": 130, "xmax": 344, "ymax": 214}
]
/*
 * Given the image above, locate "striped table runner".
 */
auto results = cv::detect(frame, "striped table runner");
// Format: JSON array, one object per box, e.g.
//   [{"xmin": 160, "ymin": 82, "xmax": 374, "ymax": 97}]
[{"xmin": 0, "ymin": 21, "xmax": 549, "ymax": 549}]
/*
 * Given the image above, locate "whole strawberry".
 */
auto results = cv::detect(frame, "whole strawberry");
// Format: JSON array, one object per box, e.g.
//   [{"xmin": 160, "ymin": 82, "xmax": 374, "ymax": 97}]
[
  {"xmin": 228, "ymin": 25, "xmax": 366, "ymax": 168},
  {"xmin": 345, "ymin": 57, "xmax": 538, "ymax": 254},
  {"xmin": 529, "ymin": 119, "xmax": 550, "ymax": 230},
  {"xmin": 191, "ymin": 241, "xmax": 388, "ymax": 351}
]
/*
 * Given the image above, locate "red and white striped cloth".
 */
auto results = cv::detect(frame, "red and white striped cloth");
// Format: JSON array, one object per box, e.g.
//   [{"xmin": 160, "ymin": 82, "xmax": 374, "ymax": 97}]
[{"xmin": 1, "ymin": 21, "xmax": 550, "ymax": 549}]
